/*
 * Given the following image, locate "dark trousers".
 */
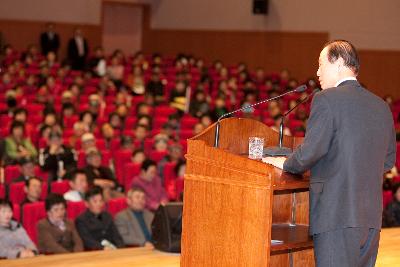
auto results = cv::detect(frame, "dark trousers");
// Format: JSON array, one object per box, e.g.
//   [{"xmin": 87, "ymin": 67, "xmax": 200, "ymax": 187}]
[{"xmin": 313, "ymin": 227, "xmax": 380, "ymax": 267}]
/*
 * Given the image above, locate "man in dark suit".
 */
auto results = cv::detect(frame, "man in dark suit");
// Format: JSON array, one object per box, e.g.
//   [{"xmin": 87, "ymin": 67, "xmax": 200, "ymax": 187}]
[
  {"xmin": 265, "ymin": 40, "xmax": 396, "ymax": 267},
  {"xmin": 67, "ymin": 27, "xmax": 89, "ymax": 70},
  {"xmin": 75, "ymin": 186, "xmax": 124, "ymax": 250},
  {"xmin": 40, "ymin": 23, "xmax": 60, "ymax": 56}
]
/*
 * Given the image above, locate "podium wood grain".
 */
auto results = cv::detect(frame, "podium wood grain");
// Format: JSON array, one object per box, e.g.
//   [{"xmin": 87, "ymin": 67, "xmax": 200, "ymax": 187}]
[{"xmin": 181, "ymin": 118, "xmax": 314, "ymax": 267}]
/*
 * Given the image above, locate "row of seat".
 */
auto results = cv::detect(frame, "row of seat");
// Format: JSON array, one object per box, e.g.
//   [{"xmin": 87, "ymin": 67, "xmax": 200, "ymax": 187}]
[
  {"xmin": 12, "ymin": 197, "xmax": 128, "ymax": 245},
  {"xmin": 2, "ymin": 160, "xmax": 180, "ymax": 200}
]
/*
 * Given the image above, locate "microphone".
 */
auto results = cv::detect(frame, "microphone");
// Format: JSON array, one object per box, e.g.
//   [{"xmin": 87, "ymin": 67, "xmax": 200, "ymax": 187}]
[
  {"xmin": 214, "ymin": 85, "xmax": 307, "ymax": 147},
  {"xmin": 263, "ymin": 88, "xmax": 321, "ymax": 156}
]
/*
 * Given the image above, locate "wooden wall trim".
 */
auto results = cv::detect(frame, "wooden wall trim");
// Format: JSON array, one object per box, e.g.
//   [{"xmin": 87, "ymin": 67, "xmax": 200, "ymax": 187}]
[{"xmin": 0, "ymin": 19, "xmax": 101, "ymax": 60}]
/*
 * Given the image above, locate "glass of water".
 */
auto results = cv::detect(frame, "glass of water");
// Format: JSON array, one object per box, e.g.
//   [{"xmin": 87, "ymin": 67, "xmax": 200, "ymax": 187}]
[{"xmin": 248, "ymin": 137, "xmax": 264, "ymax": 160}]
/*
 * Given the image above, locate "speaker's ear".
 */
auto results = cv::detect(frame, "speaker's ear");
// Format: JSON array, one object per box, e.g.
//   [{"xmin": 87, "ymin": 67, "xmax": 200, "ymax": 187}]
[{"xmin": 151, "ymin": 203, "xmax": 183, "ymax": 253}]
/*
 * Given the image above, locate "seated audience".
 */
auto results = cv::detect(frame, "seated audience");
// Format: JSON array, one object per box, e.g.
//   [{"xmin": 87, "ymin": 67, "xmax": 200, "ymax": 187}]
[
  {"xmin": 83, "ymin": 148, "xmax": 121, "ymax": 200},
  {"xmin": 75, "ymin": 187, "xmax": 124, "ymax": 250},
  {"xmin": 385, "ymin": 183, "xmax": 400, "ymax": 227},
  {"xmin": 64, "ymin": 169, "xmax": 88, "ymax": 202},
  {"xmin": 39, "ymin": 131, "xmax": 77, "ymax": 182},
  {"xmin": 4, "ymin": 121, "xmax": 37, "ymax": 165},
  {"xmin": 37, "ymin": 194, "xmax": 83, "ymax": 254},
  {"xmin": 115, "ymin": 187, "xmax": 154, "ymax": 247},
  {"xmin": 131, "ymin": 159, "xmax": 168, "ymax": 211},
  {"xmin": 81, "ymin": 132, "xmax": 96, "ymax": 152},
  {"xmin": 131, "ymin": 149, "xmax": 146, "ymax": 164},
  {"xmin": 0, "ymin": 199, "xmax": 37, "ymax": 259},
  {"xmin": 21, "ymin": 177, "xmax": 43, "ymax": 207},
  {"xmin": 14, "ymin": 157, "xmax": 37, "ymax": 183}
]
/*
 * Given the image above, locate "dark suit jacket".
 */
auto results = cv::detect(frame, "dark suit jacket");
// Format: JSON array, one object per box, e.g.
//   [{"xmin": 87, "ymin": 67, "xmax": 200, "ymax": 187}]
[
  {"xmin": 40, "ymin": 32, "xmax": 60, "ymax": 55},
  {"xmin": 67, "ymin": 37, "xmax": 88, "ymax": 60},
  {"xmin": 37, "ymin": 218, "xmax": 83, "ymax": 254},
  {"xmin": 75, "ymin": 210, "xmax": 124, "ymax": 250},
  {"xmin": 114, "ymin": 208, "xmax": 154, "ymax": 246},
  {"xmin": 283, "ymin": 80, "xmax": 396, "ymax": 235}
]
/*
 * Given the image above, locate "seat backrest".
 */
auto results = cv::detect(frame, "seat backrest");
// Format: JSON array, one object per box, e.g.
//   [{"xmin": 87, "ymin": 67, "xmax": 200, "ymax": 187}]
[
  {"xmin": 51, "ymin": 180, "xmax": 70, "ymax": 195},
  {"xmin": 149, "ymin": 150, "xmax": 168, "ymax": 163},
  {"xmin": 67, "ymin": 201, "xmax": 86, "ymax": 220},
  {"xmin": 113, "ymin": 149, "xmax": 133, "ymax": 184},
  {"xmin": 13, "ymin": 203, "xmax": 21, "ymax": 222},
  {"xmin": 4, "ymin": 165, "xmax": 21, "ymax": 185},
  {"xmin": 124, "ymin": 163, "xmax": 141, "ymax": 192},
  {"xmin": 0, "ymin": 184, "xmax": 5, "ymax": 199},
  {"xmin": 107, "ymin": 197, "xmax": 128, "ymax": 218},
  {"xmin": 22, "ymin": 202, "xmax": 46, "ymax": 244}
]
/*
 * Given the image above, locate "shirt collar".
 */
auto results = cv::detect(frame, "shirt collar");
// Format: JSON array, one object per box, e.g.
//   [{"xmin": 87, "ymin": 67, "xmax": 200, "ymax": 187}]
[{"xmin": 335, "ymin": 77, "xmax": 357, "ymax": 87}]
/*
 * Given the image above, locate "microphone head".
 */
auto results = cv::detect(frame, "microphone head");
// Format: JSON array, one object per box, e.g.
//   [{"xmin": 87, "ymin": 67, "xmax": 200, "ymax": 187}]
[{"xmin": 294, "ymin": 85, "xmax": 307, "ymax": 93}]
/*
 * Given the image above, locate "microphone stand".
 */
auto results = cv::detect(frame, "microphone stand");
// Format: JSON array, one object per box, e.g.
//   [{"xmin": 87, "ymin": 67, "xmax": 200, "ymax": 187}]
[
  {"xmin": 264, "ymin": 88, "xmax": 320, "ymax": 156},
  {"xmin": 214, "ymin": 85, "xmax": 307, "ymax": 148}
]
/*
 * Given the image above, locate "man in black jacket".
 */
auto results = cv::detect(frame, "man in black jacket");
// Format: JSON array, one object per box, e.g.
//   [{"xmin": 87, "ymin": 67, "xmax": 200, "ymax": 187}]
[
  {"xmin": 75, "ymin": 186, "xmax": 124, "ymax": 250},
  {"xmin": 39, "ymin": 131, "xmax": 76, "ymax": 182},
  {"xmin": 40, "ymin": 23, "xmax": 60, "ymax": 56}
]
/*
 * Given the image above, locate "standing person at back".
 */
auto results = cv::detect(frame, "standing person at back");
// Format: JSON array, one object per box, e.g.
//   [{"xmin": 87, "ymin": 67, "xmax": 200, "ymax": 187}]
[
  {"xmin": 265, "ymin": 40, "xmax": 396, "ymax": 267},
  {"xmin": 40, "ymin": 23, "xmax": 60, "ymax": 56}
]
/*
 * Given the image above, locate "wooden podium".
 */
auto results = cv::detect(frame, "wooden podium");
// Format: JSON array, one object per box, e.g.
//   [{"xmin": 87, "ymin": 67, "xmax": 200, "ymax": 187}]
[{"xmin": 181, "ymin": 118, "xmax": 314, "ymax": 267}]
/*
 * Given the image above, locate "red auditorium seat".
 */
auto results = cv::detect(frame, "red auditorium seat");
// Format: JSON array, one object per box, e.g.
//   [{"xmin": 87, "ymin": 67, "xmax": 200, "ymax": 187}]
[
  {"xmin": 149, "ymin": 150, "xmax": 168, "ymax": 163},
  {"xmin": 67, "ymin": 201, "xmax": 86, "ymax": 220},
  {"xmin": 153, "ymin": 117, "xmax": 169, "ymax": 130},
  {"xmin": 0, "ymin": 184, "xmax": 5, "ymax": 199},
  {"xmin": 22, "ymin": 202, "xmax": 46, "ymax": 244},
  {"xmin": 125, "ymin": 117, "xmax": 137, "ymax": 129},
  {"xmin": 4, "ymin": 165, "xmax": 20, "ymax": 184},
  {"xmin": 114, "ymin": 149, "xmax": 133, "ymax": 185},
  {"xmin": 383, "ymin": 190, "xmax": 393, "ymax": 209},
  {"xmin": 154, "ymin": 106, "xmax": 177, "ymax": 117},
  {"xmin": 124, "ymin": 163, "xmax": 141, "ymax": 191},
  {"xmin": 34, "ymin": 166, "xmax": 49, "ymax": 182},
  {"xmin": 13, "ymin": 203, "xmax": 20, "ymax": 222},
  {"xmin": 9, "ymin": 182, "xmax": 48, "ymax": 204},
  {"xmin": 163, "ymin": 162, "xmax": 177, "ymax": 200},
  {"xmin": 51, "ymin": 180, "xmax": 70, "ymax": 195},
  {"xmin": 180, "ymin": 129, "xmax": 194, "ymax": 140},
  {"xmin": 107, "ymin": 197, "xmax": 128, "ymax": 218},
  {"xmin": 63, "ymin": 115, "xmax": 79, "ymax": 129}
]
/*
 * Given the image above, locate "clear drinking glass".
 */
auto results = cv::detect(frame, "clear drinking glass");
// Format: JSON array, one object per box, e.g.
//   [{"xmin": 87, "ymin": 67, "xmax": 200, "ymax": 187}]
[{"xmin": 248, "ymin": 137, "xmax": 264, "ymax": 160}]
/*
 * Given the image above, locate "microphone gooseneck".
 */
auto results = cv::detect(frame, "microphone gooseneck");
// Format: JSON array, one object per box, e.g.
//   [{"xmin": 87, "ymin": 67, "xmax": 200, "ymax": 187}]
[
  {"xmin": 264, "ymin": 88, "xmax": 320, "ymax": 156},
  {"xmin": 214, "ymin": 85, "xmax": 308, "ymax": 148}
]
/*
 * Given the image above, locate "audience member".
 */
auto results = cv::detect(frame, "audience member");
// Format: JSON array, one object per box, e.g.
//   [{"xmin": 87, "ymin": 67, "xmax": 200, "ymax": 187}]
[
  {"xmin": 40, "ymin": 23, "xmax": 60, "ymax": 56},
  {"xmin": 21, "ymin": 177, "xmax": 43, "ymax": 207},
  {"xmin": 131, "ymin": 149, "xmax": 146, "ymax": 164},
  {"xmin": 64, "ymin": 169, "xmax": 89, "ymax": 202},
  {"xmin": 4, "ymin": 121, "xmax": 37, "ymax": 165},
  {"xmin": 0, "ymin": 199, "xmax": 38, "ymax": 259},
  {"xmin": 14, "ymin": 157, "xmax": 37, "ymax": 183},
  {"xmin": 115, "ymin": 187, "xmax": 154, "ymax": 247},
  {"xmin": 75, "ymin": 187, "xmax": 124, "ymax": 250},
  {"xmin": 131, "ymin": 159, "xmax": 168, "ymax": 212},
  {"xmin": 67, "ymin": 27, "xmax": 89, "ymax": 70},
  {"xmin": 37, "ymin": 194, "xmax": 83, "ymax": 254},
  {"xmin": 39, "ymin": 131, "xmax": 77, "ymax": 182},
  {"xmin": 83, "ymin": 148, "xmax": 121, "ymax": 200}
]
